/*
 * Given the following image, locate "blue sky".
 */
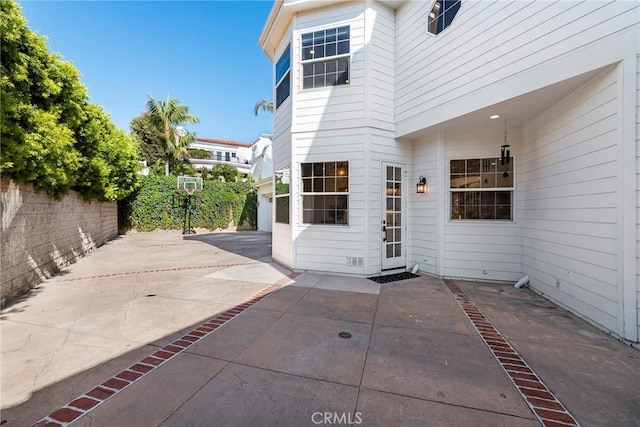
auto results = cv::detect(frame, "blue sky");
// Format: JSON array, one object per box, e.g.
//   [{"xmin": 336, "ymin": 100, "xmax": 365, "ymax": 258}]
[{"xmin": 19, "ymin": 0, "xmax": 275, "ymax": 143}]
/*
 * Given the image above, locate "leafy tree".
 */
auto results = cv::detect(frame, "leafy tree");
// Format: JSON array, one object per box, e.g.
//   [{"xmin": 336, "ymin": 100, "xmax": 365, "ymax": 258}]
[
  {"xmin": 211, "ymin": 164, "xmax": 239, "ymax": 182},
  {"xmin": 130, "ymin": 112, "xmax": 165, "ymax": 167},
  {"xmin": 146, "ymin": 95, "xmax": 199, "ymax": 176},
  {"xmin": 254, "ymin": 98, "xmax": 274, "ymax": 116},
  {"xmin": 0, "ymin": 0, "xmax": 139, "ymax": 200}
]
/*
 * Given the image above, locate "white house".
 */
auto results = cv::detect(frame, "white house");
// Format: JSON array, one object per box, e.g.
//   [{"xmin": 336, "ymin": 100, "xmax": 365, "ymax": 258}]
[
  {"xmin": 188, "ymin": 135, "xmax": 274, "ymax": 232},
  {"xmin": 259, "ymin": 0, "xmax": 640, "ymax": 345}
]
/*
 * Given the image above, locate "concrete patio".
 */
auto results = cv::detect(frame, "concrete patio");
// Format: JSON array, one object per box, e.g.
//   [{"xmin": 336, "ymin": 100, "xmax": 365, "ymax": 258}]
[{"xmin": 1, "ymin": 231, "xmax": 638, "ymax": 426}]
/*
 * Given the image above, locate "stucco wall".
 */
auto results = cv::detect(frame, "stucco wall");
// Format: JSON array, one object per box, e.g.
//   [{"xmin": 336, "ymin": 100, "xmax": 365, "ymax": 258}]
[{"xmin": 1, "ymin": 178, "xmax": 117, "ymax": 306}]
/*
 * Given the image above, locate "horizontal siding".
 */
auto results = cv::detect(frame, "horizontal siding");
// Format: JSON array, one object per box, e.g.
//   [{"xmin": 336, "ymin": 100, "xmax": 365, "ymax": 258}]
[
  {"xmin": 409, "ymin": 137, "xmax": 438, "ymax": 275},
  {"xmin": 292, "ymin": 129, "xmax": 366, "ymax": 273},
  {"xmin": 442, "ymin": 128, "xmax": 524, "ymax": 282},
  {"xmin": 522, "ymin": 67, "xmax": 620, "ymax": 334},
  {"xmin": 395, "ymin": 0, "xmax": 639, "ymax": 134},
  {"xmin": 637, "ymin": 54, "xmax": 640, "ymax": 340},
  {"xmin": 293, "ymin": 3, "xmax": 366, "ymax": 132},
  {"xmin": 369, "ymin": 1, "xmax": 395, "ymax": 130}
]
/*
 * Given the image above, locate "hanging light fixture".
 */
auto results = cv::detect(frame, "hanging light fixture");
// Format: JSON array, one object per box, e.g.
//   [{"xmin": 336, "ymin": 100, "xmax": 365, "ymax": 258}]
[
  {"xmin": 416, "ymin": 176, "xmax": 427, "ymax": 194},
  {"xmin": 500, "ymin": 120, "xmax": 510, "ymax": 178}
]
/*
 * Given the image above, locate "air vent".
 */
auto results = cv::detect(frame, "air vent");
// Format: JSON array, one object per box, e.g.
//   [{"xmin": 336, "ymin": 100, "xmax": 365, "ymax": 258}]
[{"xmin": 345, "ymin": 257, "xmax": 364, "ymax": 267}]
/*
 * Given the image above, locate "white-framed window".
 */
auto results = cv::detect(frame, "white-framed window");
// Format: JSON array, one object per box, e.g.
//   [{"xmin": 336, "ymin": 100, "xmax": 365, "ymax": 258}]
[
  {"xmin": 301, "ymin": 161, "xmax": 349, "ymax": 225},
  {"xmin": 275, "ymin": 44, "xmax": 290, "ymax": 108},
  {"xmin": 450, "ymin": 157, "xmax": 514, "ymax": 220},
  {"xmin": 275, "ymin": 167, "xmax": 290, "ymax": 224},
  {"xmin": 301, "ymin": 26, "xmax": 350, "ymax": 90},
  {"xmin": 427, "ymin": 0, "xmax": 461, "ymax": 35}
]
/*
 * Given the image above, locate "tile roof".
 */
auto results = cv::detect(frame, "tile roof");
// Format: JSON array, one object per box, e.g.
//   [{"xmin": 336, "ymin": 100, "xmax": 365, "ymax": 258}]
[{"xmin": 194, "ymin": 137, "xmax": 252, "ymax": 148}]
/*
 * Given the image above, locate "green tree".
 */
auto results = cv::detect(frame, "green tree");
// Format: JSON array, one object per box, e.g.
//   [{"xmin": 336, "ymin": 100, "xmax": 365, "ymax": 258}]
[
  {"xmin": 146, "ymin": 95, "xmax": 199, "ymax": 176},
  {"xmin": 254, "ymin": 98, "xmax": 274, "ymax": 116},
  {"xmin": 130, "ymin": 112, "xmax": 165, "ymax": 167},
  {"xmin": 0, "ymin": 0, "xmax": 139, "ymax": 200},
  {"xmin": 211, "ymin": 164, "xmax": 239, "ymax": 182}
]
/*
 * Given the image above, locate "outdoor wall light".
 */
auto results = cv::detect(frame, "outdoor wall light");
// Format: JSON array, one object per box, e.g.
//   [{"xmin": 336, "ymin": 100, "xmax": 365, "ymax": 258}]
[{"xmin": 416, "ymin": 176, "xmax": 427, "ymax": 194}]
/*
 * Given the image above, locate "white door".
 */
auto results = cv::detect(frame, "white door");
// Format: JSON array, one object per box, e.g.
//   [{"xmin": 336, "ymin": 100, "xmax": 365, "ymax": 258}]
[{"xmin": 382, "ymin": 163, "xmax": 406, "ymax": 270}]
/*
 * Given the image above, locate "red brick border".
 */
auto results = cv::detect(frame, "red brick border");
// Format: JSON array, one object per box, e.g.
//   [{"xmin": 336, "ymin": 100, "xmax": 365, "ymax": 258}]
[
  {"xmin": 53, "ymin": 261, "xmax": 260, "ymax": 282},
  {"xmin": 443, "ymin": 279, "xmax": 580, "ymax": 427},
  {"xmin": 31, "ymin": 272, "xmax": 300, "ymax": 426}
]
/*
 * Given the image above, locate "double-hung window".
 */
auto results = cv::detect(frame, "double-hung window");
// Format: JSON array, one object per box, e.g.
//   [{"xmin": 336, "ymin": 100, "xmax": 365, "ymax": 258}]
[
  {"xmin": 450, "ymin": 158, "xmax": 514, "ymax": 220},
  {"xmin": 301, "ymin": 161, "xmax": 349, "ymax": 225},
  {"xmin": 427, "ymin": 0, "xmax": 461, "ymax": 35},
  {"xmin": 275, "ymin": 167, "xmax": 290, "ymax": 224},
  {"xmin": 275, "ymin": 44, "xmax": 291, "ymax": 108},
  {"xmin": 301, "ymin": 26, "xmax": 350, "ymax": 90}
]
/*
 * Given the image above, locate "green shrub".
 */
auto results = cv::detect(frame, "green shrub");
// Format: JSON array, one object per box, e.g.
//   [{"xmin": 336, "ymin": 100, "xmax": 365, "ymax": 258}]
[{"xmin": 127, "ymin": 174, "xmax": 257, "ymax": 232}]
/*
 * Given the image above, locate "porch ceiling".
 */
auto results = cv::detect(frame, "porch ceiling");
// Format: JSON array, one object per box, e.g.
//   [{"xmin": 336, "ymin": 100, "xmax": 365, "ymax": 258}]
[{"xmin": 403, "ymin": 65, "xmax": 610, "ymax": 140}]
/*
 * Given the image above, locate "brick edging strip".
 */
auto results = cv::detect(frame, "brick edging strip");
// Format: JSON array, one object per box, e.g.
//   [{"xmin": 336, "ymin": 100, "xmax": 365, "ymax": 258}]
[
  {"xmin": 32, "ymin": 272, "xmax": 300, "ymax": 427},
  {"xmin": 53, "ymin": 262, "xmax": 261, "ymax": 282},
  {"xmin": 443, "ymin": 279, "xmax": 580, "ymax": 427}
]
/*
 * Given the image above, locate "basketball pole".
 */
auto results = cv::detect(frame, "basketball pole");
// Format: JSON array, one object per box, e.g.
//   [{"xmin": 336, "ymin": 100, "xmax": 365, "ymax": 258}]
[{"xmin": 182, "ymin": 191, "xmax": 196, "ymax": 235}]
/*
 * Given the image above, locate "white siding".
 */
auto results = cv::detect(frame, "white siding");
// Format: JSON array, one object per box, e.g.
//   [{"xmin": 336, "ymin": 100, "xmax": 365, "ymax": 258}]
[
  {"xmin": 293, "ymin": 3, "xmax": 366, "ymax": 133},
  {"xmin": 636, "ymin": 54, "xmax": 640, "ymax": 341},
  {"xmin": 409, "ymin": 135, "xmax": 438, "ymax": 275},
  {"xmin": 443, "ymin": 128, "xmax": 524, "ymax": 282},
  {"xmin": 292, "ymin": 129, "xmax": 366, "ymax": 274},
  {"xmin": 522, "ymin": 68, "xmax": 620, "ymax": 334},
  {"xmin": 368, "ymin": 1, "xmax": 395, "ymax": 131},
  {"xmin": 394, "ymin": 0, "xmax": 640, "ymax": 137}
]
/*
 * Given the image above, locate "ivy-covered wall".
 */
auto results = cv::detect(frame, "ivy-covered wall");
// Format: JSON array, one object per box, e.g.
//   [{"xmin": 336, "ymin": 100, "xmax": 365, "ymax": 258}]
[{"xmin": 123, "ymin": 175, "xmax": 257, "ymax": 232}]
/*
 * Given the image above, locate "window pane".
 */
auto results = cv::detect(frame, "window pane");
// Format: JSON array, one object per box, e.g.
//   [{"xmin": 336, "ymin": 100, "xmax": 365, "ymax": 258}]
[
  {"xmin": 326, "ymin": 28, "xmax": 337, "ymax": 42},
  {"xmin": 303, "ymin": 210, "xmax": 312, "ymax": 224},
  {"xmin": 326, "ymin": 60, "xmax": 337, "ymax": 73},
  {"xmin": 314, "ymin": 45, "xmax": 325, "ymax": 59},
  {"xmin": 313, "ymin": 178, "xmax": 324, "ymax": 192},
  {"xmin": 394, "ymin": 167, "xmax": 401, "ymax": 181},
  {"xmin": 394, "ymin": 228, "xmax": 401, "ymax": 242},
  {"xmin": 302, "ymin": 33, "xmax": 313, "ymax": 47},
  {"xmin": 303, "ymin": 47, "xmax": 313, "ymax": 61},
  {"xmin": 394, "ymin": 198, "xmax": 401, "ymax": 212},
  {"xmin": 313, "ymin": 31, "xmax": 325, "ymax": 45},
  {"xmin": 313, "ymin": 163, "xmax": 324, "ymax": 176},
  {"xmin": 337, "ymin": 162, "xmax": 348, "ymax": 176},
  {"xmin": 303, "ymin": 63, "xmax": 313, "ymax": 77},
  {"xmin": 482, "ymin": 158, "xmax": 496, "ymax": 173},
  {"xmin": 313, "ymin": 62, "xmax": 326, "ymax": 75},
  {"xmin": 467, "ymin": 159, "xmax": 480, "ymax": 173},
  {"xmin": 325, "ymin": 177, "xmax": 336, "ymax": 192},
  {"xmin": 466, "ymin": 174, "xmax": 480, "ymax": 188},
  {"xmin": 450, "ymin": 174, "xmax": 465, "ymax": 189},
  {"xmin": 386, "ymin": 166, "xmax": 393, "ymax": 181},
  {"xmin": 303, "ymin": 178, "xmax": 312, "ymax": 192},
  {"xmin": 394, "ymin": 243, "xmax": 401, "ymax": 257},
  {"xmin": 326, "ymin": 162, "xmax": 336, "ymax": 176},
  {"xmin": 386, "ymin": 198, "xmax": 393, "ymax": 211},
  {"xmin": 386, "ymin": 213, "xmax": 393, "ymax": 225},
  {"xmin": 394, "ymin": 213, "xmax": 401, "ymax": 227},
  {"xmin": 275, "ymin": 196, "xmax": 289, "ymax": 224},
  {"xmin": 336, "ymin": 177, "xmax": 348, "ymax": 192},
  {"xmin": 302, "ymin": 163, "xmax": 312, "ymax": 177},
  {"xmin": 314, "ymin": 75, "xmax": 324, "ymax": 88},
  {"xmin": 481, "ymin": 173, "xmax": 496, "ymax": 188},
  {"xmin": 276, "ymin": 73, "xmax": 290, "ymax": 108},
  {"xmin": 303, "ymin": 195, "xmax": 312, "ymax": 209},
  {"xmin": 337, "ymin": 57, "xmax": 349, "ymax": 72},
  {"xmin": 337, "ymin": 40, "xmax": 349, "ymax": 55},
  {"xmin": 336, "ymin": 195, "xmax": 348, "ymax": 209},
  {"xmin": 496, "ymin": 170, "xmax": 513, "ymax": 188},
  {"xmin": 326, "ymin": 73, "xmax": 337, "ymax": 86},
  {"xmin": 386, "ymin": 229, "xmax": 394, "ymax": 242},
  {"xmin": 450, "ymin": 159, "xmax": 465, "ymax": 174},
  {"xmin": 338, "ymin": 26, "xmax": 349, "ymax": 40},
  {"xmin": 275, "ymin": 45, "xmax": 290, "ymax": 83},
  {"xmin": 394, "ymin": 182, "xmax": 401, "ymax": 196},
  {"xmin": 386, "ymin": 244, "xmax": 393, "ymax": 258},
  {"xmin": 314, "ymin": 195, "xmax": 325, "ymax": 210},
  {"xmin": 326, "ymin": 43, "xmax": 336, "ymax": 57},
  {"xmin": 303, "ymin": 77, "xmax": 313, "ymax": 89}
]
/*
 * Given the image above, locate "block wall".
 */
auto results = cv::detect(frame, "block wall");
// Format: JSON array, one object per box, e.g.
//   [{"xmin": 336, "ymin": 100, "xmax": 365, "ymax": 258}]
[{"xmin": 1, "ymin": 178, "xmax": 117, "ymax": 306}]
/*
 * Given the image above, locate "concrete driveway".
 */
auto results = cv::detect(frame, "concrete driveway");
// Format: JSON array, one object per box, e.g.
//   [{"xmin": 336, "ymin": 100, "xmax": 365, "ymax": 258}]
[{"xmin": 1, "ymin": 231, "xmax": 639, "ymax": 426}]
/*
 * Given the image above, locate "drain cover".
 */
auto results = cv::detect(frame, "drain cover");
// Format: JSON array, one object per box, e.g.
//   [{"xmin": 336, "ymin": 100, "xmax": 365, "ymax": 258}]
[{"xmin": 338, "ymin": 332, "xmax": 352, "ymax": 339}]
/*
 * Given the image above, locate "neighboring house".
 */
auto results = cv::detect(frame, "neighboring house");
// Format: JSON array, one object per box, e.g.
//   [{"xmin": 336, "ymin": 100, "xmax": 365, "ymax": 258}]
[
  {"xmin": 259, "ymin": 0, "xmax": 640, "ymax": 345},
  {"xmin": 188, "ymin": 137, "xmax": 253, "ymax": 175},
  {"xmin": 188, "ymin": 135, "xmax": 274, "ymax": 232}
]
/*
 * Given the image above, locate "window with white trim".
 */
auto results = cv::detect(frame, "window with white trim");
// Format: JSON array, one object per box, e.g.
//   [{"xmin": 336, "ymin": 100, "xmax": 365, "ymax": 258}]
[
  {"xmin": 301, "ymin": 26, "xmax": 350, "ymax": 90},
  {"xmin": 275, "ymin": 167, "xmax": 290, "ymax": 224},
  {"xmin": 450, "ymin": 157, "xmax": 513, "ymax": 220},
  {"xmin": 428, "ymin": 0, "xmax": 461, "ymax": 35},
  {"xmin": 301, "ymin": 161, "xmax": 348, "ymax": 225},
  {"xmin": 275, "ymin": 44, "xmax": 290, "ymax": 108}
]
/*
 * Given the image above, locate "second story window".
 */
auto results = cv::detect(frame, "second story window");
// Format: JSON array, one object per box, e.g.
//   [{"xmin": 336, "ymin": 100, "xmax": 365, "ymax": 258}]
[
  {"xmin": 428, "ymin": 0, "xmax": 461, "ymax": 35},
  {"xmin": 275, "ymin": 44, "xmax": 290, "ymax": 108},
  {"xmin": 301, "ymin": 26, "xmax": 350, "ymax": 90}
]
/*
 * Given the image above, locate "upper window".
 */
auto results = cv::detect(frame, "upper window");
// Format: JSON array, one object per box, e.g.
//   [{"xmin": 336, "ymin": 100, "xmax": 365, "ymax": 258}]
[
  {"xmin": 428, "ymin": 0, "xmax": 461, "ymax": 35},
  {"xmin": 301, "ymin": 161, "xmax": 349, "ymax": 225},
  {"xmin": 275, "ymin": 44, "xmax": 291, "ymax": 108},
  {"xmin": 450, "ymin": 158, "xmax": 513, "ymax": 221},
  {"xmin": 301, "ymin": 26, "xmax": 350, "ymax": 90}
]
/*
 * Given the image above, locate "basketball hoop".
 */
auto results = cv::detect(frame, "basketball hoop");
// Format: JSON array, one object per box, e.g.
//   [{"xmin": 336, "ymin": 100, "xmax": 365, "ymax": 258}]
[
  {"xmin": 185, "ymin": 187, "xmax": 195, "ymax": 195},
  {"xmin": 176, "ymin": 176, "xmax": 203, "ymax": 235}
]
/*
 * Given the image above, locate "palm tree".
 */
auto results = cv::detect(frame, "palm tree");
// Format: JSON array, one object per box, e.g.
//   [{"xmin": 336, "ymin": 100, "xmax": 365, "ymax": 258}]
[
  {"xmin": 254, "ymin": 98, "xmax": 274, "ymax": 116},
  {"xmin": 146, "ymin": 95, "xmax": 200, "ymax": 176}
]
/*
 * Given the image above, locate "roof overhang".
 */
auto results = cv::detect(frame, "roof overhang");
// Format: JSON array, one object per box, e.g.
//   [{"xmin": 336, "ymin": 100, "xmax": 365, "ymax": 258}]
[{"xmin": 259, "ymin": 0, "xmax": 407, "ymax": 60}]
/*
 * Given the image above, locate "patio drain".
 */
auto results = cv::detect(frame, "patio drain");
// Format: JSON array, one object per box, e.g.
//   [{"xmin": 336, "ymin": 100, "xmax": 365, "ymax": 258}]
[
  {"xmin": 338, "ymin": 332, "xmax": 352, "ymax": 339},
  {"xmin": 145, "ymin": 294, "xmax": 157, "ymax": 297}
]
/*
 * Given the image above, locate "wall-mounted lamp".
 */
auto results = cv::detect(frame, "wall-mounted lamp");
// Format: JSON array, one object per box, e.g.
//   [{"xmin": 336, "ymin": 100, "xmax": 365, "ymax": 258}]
[{"xmin": 416, "ymin": 176, "xmax": 427, "ymax": 194}]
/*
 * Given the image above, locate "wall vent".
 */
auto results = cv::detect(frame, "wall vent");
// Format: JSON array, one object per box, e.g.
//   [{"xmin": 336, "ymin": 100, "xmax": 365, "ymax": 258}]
[{"xmin": 346, "ymin": 257, "xmax": 364, "ymax": 267}]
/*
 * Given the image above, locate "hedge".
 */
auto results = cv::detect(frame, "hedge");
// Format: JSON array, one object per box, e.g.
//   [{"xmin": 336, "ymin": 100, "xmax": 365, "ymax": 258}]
[{"xmin": 125, "ymin": 174, "xmax": 257, "ymax": 232}]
